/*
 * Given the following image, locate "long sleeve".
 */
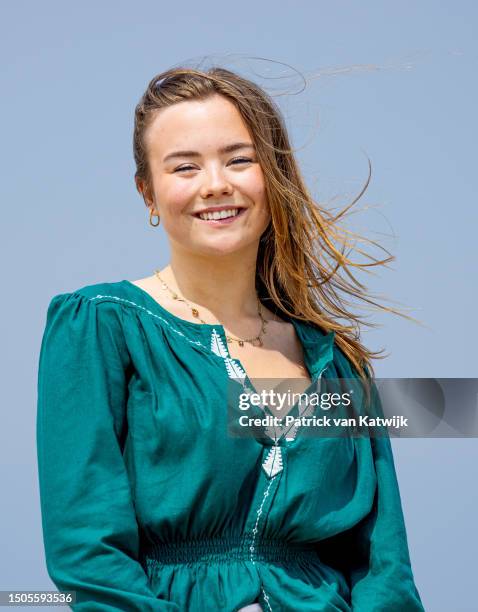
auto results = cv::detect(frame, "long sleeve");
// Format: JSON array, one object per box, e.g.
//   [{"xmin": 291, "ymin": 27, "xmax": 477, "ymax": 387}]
[
  {"xmin": 347, "ymin": 379, "xmax": 425, "ymax": 611},
  {"xmin": 36, "ymin": 292, "xmax": 179, "ymax": 611}
]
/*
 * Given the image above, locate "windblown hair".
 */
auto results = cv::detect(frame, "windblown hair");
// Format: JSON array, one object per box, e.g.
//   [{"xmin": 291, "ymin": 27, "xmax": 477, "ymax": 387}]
[{"xmin": 133, "ymin": 65, "xmax": 414, "ymax": 382}]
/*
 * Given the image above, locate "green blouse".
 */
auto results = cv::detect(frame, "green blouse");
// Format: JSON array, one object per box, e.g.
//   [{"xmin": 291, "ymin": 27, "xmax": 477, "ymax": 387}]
[{"xmin": 36, "ymin": 280, "xmax": 425, "ymax": 611}]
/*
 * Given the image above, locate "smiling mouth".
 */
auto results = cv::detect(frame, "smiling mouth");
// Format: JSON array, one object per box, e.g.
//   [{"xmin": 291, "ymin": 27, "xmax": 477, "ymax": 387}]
[{"xmin": 193, "ymin": 207, "xmax": 247, "ymax": 222}]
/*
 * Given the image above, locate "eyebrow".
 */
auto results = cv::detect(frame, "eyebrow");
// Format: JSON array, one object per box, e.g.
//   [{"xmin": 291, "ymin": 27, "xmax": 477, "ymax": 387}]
[{"xmin": 163, "ymin": 142, "xmax": 255, "ymax": 163}]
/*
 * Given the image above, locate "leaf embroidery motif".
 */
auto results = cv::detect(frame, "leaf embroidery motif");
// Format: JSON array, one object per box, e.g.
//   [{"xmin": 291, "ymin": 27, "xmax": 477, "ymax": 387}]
[
  {"xmin": 262, "ymin": 445, "xmax": 283, "ymax": 478},
  {"xmin": 225, "ymin": 358, "xmax": 247, "ymax": 381},
  {"xmin": 210, "ymin": 328, "xmax": 229, "ymax": 358}
]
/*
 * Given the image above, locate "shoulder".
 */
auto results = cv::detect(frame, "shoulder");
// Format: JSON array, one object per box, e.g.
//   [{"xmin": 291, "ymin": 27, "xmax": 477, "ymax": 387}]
[
  {"xmin": 69, "ymin": 279, "xmax": 130, "ymax": 304},
  {"xmin": 295, "ymin": 319, "xmax": 361, "ymax": 376},
  {"xmin": 46, "ymin": 280, "xmax": 132, "ymax": 312},
  {"xmin": 39, "ymin": 282, "xmax": 133, "ymax": 370},
  {"xmin": 43, "ymin": 280, "xmax": 134, "ymax": 336}
]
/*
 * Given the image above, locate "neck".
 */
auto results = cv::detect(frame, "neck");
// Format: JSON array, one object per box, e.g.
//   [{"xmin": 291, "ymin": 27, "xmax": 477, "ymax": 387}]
[{"xmin": 161, "ymin": 246, "xmax": 261, "ymax": 323}]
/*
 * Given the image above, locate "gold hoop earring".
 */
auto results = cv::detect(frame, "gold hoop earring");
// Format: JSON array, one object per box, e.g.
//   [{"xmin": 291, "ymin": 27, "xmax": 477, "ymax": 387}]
[{"xmin": 149, "ymin": 208, "xmax": 160, "ymax": 227}]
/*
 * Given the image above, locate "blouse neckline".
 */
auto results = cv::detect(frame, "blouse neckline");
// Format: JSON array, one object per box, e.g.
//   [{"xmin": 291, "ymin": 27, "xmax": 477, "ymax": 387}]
[
  {"xmin": 119, "ymin": 279, "xmax": 336, "ymax": 379},
  {"xmin": 122, "ymin": 279, "xmax": 232, "ymax": 330}
]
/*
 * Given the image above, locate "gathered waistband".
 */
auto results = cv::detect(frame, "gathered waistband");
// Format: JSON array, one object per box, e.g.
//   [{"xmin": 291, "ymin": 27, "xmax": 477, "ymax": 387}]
[{"xmin": 144, "ymin": 536, "xmax": 320, "ymax": 565}]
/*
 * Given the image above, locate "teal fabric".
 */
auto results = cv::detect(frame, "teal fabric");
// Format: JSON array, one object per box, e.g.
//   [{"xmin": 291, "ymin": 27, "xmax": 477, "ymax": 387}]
[{"xmin": 36, "ymin": 280, "xmax": 425, "ymax": 611}]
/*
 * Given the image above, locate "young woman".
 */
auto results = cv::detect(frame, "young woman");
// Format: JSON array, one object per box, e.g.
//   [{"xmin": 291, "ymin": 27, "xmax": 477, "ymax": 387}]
[{"xmin": 37, "ymin": 66, "xmax": 425, "ymax": 611}]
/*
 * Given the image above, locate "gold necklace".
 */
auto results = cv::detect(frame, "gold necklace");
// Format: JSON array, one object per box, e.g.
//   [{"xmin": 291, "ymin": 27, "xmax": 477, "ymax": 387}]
[{"xmin": 154, "ymin": 269, "xmax": 269, "ymax": 347}]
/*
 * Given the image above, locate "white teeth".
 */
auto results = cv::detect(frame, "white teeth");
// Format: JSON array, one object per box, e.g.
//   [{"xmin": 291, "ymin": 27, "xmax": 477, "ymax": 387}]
[{"xmin": 198, "ymin": 208, "xmax": 240, "ymax": 221}]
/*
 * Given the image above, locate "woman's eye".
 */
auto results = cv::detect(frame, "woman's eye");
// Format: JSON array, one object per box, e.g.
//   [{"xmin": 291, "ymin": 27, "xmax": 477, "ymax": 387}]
[
  {"xmin": 173, "ymin": 157, "xmax": 253, "ymax": 173},
  {"xmin": 174, "ymin": 165, "xmax": 195, "ymax": 173},
  {"xmin": 230, "ymin": 157, "xmax": 253, "ymax": 165}
]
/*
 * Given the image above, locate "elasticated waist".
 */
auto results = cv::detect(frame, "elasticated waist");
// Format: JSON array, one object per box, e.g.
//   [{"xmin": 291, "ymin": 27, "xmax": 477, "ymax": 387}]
[{"xmin": 144, "ymin": 536, "xmax": 320, "ymax": 565}]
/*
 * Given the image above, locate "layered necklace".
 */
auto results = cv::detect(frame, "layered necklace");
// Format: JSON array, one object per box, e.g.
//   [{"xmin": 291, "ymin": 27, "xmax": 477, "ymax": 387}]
[{"xmin": 154, "ymin": 269, "xmax": 269, "ymax": 347}]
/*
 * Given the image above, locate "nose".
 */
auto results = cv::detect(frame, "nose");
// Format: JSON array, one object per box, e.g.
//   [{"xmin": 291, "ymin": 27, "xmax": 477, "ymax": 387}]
[{"xmin": 199, "ymin": 165, "xmax": 233, "ymax": 199}]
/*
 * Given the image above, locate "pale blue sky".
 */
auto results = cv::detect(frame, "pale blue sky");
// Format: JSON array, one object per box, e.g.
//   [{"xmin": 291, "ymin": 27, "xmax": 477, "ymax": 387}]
[{"xmin": 1, "ymin": 1, "xmax": 476, "ymax": 609}]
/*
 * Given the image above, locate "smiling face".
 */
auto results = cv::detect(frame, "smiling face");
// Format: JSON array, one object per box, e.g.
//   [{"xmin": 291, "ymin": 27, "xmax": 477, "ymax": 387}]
[{"xmin": 139, "ymin": 94, "xmax": 271, "ymax": 257}]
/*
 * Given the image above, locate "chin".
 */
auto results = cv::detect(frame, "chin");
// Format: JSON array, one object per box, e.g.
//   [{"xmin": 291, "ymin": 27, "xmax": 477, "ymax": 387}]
[{"xmin": 192, "ymin": 239, "xmax": 257, "ymax": 257}]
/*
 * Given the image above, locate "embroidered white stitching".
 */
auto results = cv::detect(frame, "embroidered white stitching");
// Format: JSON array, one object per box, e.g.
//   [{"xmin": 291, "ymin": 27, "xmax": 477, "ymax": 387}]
[
  {"xmin": 88, "ymin": 294, "xmax": 208, "ymax": 349},
  {"xmin": 277, "ymin": 364, "xmax": 330, "ymax": 443},
  {"xmin": 262, "ymin": 445, "xmax": 283, "ymax": 478},
  {"xmin": 209, "ymin": 328, "xmax": 252, "ymax": 391},
  {"xmin": 249, "ymin": 476, "xmax": 276, "ymax": 564},
  {"xmin": 261, "ymin": 586, "xmax": 273, "ymax": 612},
  {"xmin": 249, "ymin": 476, "xmax": 277, "ymax": 611},
  {"xmin": 210, "ymin": 328, "xmax": 229, "ymax": 358}
]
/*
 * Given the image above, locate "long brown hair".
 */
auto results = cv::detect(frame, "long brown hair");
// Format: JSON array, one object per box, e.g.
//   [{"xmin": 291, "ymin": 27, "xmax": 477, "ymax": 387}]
[{"xmin": 133, "ymin": 66, "xmax": 417, "ymax": 382}]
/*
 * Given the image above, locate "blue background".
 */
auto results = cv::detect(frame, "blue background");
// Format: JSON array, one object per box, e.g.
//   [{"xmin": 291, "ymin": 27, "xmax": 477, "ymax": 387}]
[{"xmin": 1, "ymin": 1, "xmax": 476, "ymax": 610}]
